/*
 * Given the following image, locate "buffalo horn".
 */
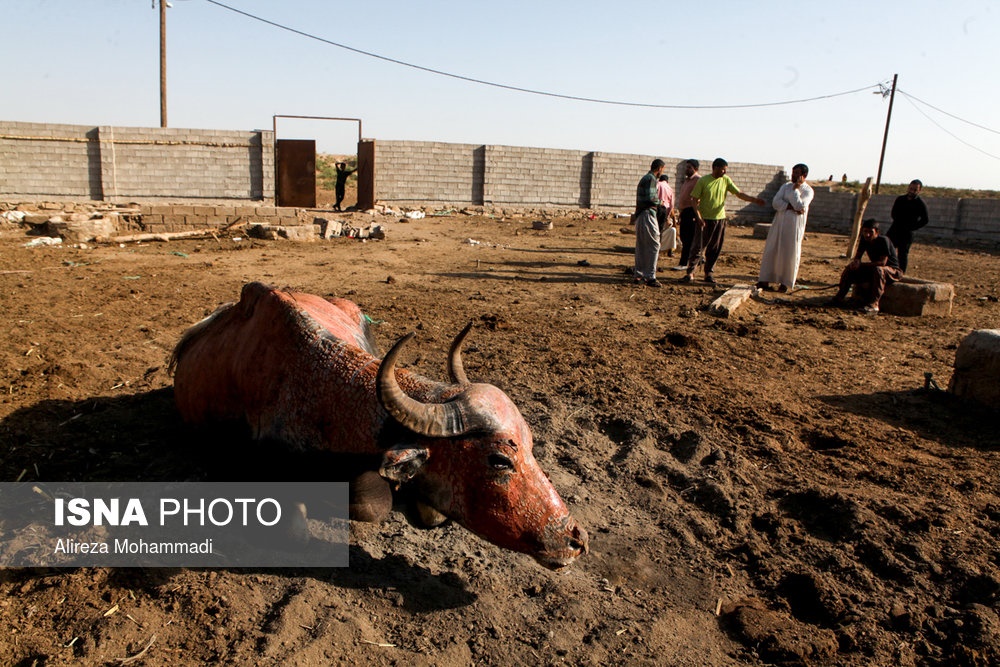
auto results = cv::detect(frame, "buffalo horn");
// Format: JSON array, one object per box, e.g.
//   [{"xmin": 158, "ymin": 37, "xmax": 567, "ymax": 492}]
[
  {"xmin": 377, "ymin": 332, "xmax": 492, "ymax": 438},
  {"xmin": 447, "ymin": 322, "xmax": 474, "ymax": 385}
]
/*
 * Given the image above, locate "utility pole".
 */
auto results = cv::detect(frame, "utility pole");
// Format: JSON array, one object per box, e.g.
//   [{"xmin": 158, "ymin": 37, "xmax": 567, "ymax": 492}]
[
  {"xmin": 159, "ymin": 0, "xmax": 168, "ymax": 128},
  {"xmin": 874, "ymin": 73, "xmax": 897, "ymax": 195}
]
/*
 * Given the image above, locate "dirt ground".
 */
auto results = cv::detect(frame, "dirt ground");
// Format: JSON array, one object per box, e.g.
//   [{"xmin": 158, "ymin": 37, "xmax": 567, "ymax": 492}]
[{"xmin": 1, "ymin": 203, "xmax": 999, "ymax": 667}]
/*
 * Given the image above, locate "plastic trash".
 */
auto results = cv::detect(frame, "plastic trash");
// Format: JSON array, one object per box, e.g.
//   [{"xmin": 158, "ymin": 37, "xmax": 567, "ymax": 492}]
[{"xmin": 404, "ymin": 210, "xmax": 425, "ymax": 219}]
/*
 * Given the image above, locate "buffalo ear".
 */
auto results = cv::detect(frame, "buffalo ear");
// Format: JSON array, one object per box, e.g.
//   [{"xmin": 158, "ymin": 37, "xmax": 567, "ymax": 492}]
[
  {"xmin": 379, "ymin": 445, "xmax": 429, "ymax": 483},
  {"xmin": 349, "ymin": 471, "xmax": 393, "ymax": 522}
]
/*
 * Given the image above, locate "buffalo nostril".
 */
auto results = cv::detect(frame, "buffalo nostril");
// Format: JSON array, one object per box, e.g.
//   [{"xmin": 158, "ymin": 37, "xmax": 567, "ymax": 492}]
[{"xmin": 568, "ymin": 524, "xmax": 589, "ymax": 553}]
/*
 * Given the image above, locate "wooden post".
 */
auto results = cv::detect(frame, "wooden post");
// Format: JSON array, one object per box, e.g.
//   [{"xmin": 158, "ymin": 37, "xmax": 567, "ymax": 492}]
[
  {"xmin": 159, "ymin": 0, "xmax": 167, "ymax": 128},
  {"xmin": 846, "ymin": 177, "xmax": 874, "ymax": 259},
  {"xmin": 875, "ymin": 74, "xmax": 897, "ymax": 195}
]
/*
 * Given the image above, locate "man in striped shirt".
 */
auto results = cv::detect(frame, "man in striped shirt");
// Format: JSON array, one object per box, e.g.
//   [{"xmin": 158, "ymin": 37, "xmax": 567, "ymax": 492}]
[{"xmin": 674, "ymin": 159, "xmax": 701, "ymax": 269}]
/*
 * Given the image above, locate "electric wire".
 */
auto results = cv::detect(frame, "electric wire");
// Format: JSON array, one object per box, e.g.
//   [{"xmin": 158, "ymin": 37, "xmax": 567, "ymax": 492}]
[
  {"xmin": 899, "ymin": 94, "xmax": 1000, "ymax": 161},
  {"xmin": 203, "ymin": 0, "xmax": 878, "ymax": 110},
  {"xmin": 897, "ymin": 89, "xmax": 1000, "ymax": 136}
]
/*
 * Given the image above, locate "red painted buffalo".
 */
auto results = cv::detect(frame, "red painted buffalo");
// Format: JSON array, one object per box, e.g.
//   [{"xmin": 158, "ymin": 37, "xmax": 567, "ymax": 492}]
[{"xmin": 169, "ymin": 282, "xmax": 588, "ymax": 570}]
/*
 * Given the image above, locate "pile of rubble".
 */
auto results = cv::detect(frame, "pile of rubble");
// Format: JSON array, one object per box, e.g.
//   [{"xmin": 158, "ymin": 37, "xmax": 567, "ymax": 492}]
[
  {"xmin": 247, "ymin": 218, "xmax": 385, "ymax": 242},
  {"xmin": 2, "ymin": 200, "xmax": 626, "ymax": 245},
  {"xmin": 3, "ymin": 208, "xmax": 122, "ymax": 243}
]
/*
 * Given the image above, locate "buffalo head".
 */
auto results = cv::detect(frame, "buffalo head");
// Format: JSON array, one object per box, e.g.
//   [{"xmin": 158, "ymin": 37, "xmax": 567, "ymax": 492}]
[{"xmin": 376, "ymin": 326, "xmax": 589, "ymax": 571}]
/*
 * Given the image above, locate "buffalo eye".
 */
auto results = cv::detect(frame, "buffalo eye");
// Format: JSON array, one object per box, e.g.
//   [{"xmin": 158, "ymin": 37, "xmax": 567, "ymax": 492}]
[{"xmin": 488, "ymin": 453, "xmax": 514, "ymax": 471}]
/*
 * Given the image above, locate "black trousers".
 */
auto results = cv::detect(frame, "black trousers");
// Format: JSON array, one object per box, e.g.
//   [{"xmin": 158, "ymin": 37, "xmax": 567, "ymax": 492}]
[
  {"xmin": 887, "ymin": 230, "xmax": 913, "ymax": 273},
  {"xmin": 678, "ymin": 207, "xmax": 697, "ymax": 266}
]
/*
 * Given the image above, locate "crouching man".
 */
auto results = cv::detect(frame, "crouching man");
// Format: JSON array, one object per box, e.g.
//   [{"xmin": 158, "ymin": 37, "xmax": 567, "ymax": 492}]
[{"xmin": 828, "ymin": 218, "xmax": 902, "ymax": 314}]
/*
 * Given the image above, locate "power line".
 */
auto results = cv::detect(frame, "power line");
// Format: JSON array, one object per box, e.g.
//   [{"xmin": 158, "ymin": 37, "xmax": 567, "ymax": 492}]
[
  {"xmin": 899, "ymin": 94, "xmax": 1000, "ymax": 161},
  {"xmin": 204, "ymin": 0, "xmax": 879, "ymax": 110},
  {"xmin": 897, "ymin": 89, "xmax": 1000, "ymax": 136}
]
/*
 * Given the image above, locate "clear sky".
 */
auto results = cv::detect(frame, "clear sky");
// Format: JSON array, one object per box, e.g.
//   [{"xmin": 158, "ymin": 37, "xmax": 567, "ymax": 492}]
[{"xmin": 3, "ymin": 0, "xmax": 998, "ymax": 190}]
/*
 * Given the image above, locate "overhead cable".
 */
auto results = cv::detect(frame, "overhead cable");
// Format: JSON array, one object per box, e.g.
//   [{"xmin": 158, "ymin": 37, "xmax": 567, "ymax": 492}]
[
  {"xmin": 204, "ymin": 0, "xmax": 878, "ymax": 110},
  {"xmin": 899, "ymin": 94, "xmax": 1000, "ymax": 161},
  {"xmin": 897, "ymin": 89, "xmax": 1000, "ymax": 136}
]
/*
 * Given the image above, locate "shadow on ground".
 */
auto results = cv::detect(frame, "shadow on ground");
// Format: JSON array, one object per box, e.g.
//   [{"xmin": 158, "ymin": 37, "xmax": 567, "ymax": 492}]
[
  {"xmin": 0, "ymin": 390, "xmax": 479, "ymax": 610},
  {"xmin": 818, "ymin": 389, "xmax": 999, "ymax": 450}
]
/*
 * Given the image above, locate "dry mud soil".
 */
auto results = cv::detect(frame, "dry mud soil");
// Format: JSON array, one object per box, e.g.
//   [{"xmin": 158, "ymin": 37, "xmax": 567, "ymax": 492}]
[{"xmin": 1, "ymin": 208, "xmax": 999, "ymax": 666}]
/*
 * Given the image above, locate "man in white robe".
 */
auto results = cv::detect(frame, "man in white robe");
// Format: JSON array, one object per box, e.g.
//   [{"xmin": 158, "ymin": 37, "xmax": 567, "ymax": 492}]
[{"xmin": 756, "ymin": 163, "xmax": 814, "ymax": 292}]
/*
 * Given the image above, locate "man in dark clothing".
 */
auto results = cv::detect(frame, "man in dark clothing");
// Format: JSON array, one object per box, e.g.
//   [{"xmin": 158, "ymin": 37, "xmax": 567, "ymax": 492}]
[
  {"xmin": 334, "ymin": 162, "xmax": 356, "ymax": 212},
  {"xmin": 829, "ymin": 219, "xmax": 902, "ymax": 314},
  {"xmin": 674, "ymin": 159, "xmax": 700, "ymax": 269},
  {"xmin": 886, "ymin": 179, "xmax": 929, "ymax": 273}
]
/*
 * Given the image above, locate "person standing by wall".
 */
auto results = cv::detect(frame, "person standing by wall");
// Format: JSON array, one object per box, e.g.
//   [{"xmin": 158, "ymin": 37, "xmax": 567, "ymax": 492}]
[
  {"xmin": 633, "ymin": 159, "xmax": 665, "ymax": 287},
  {"xmin": 334, "ymin": 161, "xmax": 357, "ymax": 212},
  {"xmin": 656, "ymin": 173, "xmax": 676, "ymax": 258},
  {"xmin": 681, "ymin": 158, "xmax": 765, "ymax": 285},
  {"xmin": 887, "ymin": 179, "xmax": 929, "ymax": 273},
  {"xmin": 756, "ymin": 163, "xmax": 814, "ymax": 293},
  {"xmin": 673, "ymin": 159, "xmax": 701, "ymax": 269}
]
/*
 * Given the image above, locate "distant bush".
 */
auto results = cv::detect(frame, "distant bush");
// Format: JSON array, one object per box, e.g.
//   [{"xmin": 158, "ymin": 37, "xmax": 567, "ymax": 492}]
[{"xmin": 317, "ymin": 154, "xmax": 357, "ymax": 191}]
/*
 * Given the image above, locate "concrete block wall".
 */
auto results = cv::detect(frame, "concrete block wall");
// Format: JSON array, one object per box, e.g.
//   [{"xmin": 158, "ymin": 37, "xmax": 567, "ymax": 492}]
[
  {"xmin": 0, "ymin": 121, "xmax": 100, "ymax": 199},
  {"xmin": 98, "ymin": 126, "xmax": 271, "ymax": 200},
  {"xmin": 590, "ymin": 151, "xmax": 665, "ymax": 209},
  {"xmin": 957, "ymin": 199, "xmax": 1000, "ymax": 244},
  {"xmin": 0, "ymin": 120, "xmax": 273, "ymax": 202},
  {"xmin": 587, "ymin": 153, "xmax": 784, "ymax": 216},
  {"xmin": 856, "ymin": 194, "xmax": 964, "ymax": 240},
  {"xmin": 484, "ymin": 145, "xmax": 592, "ymax": 206},
  {"xmin": 136, "ymin": 204, "xmax": 308, "ymax": 234},
  {"xmin": 922, "ymin": 197, "xmax": 962, "ymax": 239},
  {"xmin": 376, "ymin": 140, "xmax": 784, "ymax": 219},
  {"xmin": 374, "ymin": 140, "xmax": 482, "ymax": 203},
  {"xmin": 807, "ymin": 187, "xmax": 856, "ymax": 232},
  {"xmin": 805, "ymin": 188, "xmax": 1000, "ymax": 245},
  {"xmin": 4, "ymin": 121, "xmax": 998, "ymax": 244}
]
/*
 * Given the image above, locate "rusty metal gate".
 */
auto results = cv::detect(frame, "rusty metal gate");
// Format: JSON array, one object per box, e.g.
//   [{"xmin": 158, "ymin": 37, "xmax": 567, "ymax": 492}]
[
  {"xmin": 273, "ymin": 115, "xmax": 371, "ymax": 210},
  {"xmin": 275, "ymin": 139, "xmax": 316, "ymax": 208},
  {"xmin": 356, "ymin": 139, "xmax": 375, "ymax": 211}
]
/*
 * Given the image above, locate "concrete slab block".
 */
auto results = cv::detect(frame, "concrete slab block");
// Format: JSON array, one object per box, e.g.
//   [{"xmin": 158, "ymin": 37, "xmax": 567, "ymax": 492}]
[
  {"xmin": 47, "ymin": 216, "xmax": 116, "ymax": 242},
  {"xmin": 949, "ymin": 329, "xmax": 1000, "ymax": 409},
  {"xmin": 709, "ymin": 284, "xmax": 754, "ymax": 318},
  {"xmin": 880, "ymin": 277, "xmax": 954, "ymax": 316}
]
